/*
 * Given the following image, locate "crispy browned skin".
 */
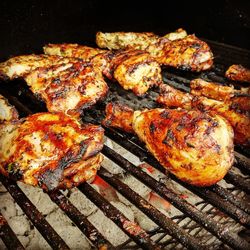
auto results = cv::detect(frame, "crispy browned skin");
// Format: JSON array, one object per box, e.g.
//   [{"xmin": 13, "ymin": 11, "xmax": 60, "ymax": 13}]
[
  {"xmin": 157, "ymin": 84, "xmax": 250, "ymax": 146},
  {"xmin": 147, "ymin": 35, "xmax": 213, "ymax": 71},
  {"xmin": 0, "ymin": 54, "xmax": 82, "ymax": 80},
  {"xmin": 102, "ymin": 102, "xmax": 134, "ymax": 133},
  {"xmin": 24, "ymin": 61, "xmax": 109, "ymax": 116},
  {"xmin": 225, "ymin": 64, "xmax": 250, "ymax": 83},
  {"xmin": 44, "ymin": 44, "xmax": 162, "ymax": 96},
  {"xmin": 0, "ymin": 112, "xmax": 104, "ymax": 191},
  {"xmin": 96, "ymin": 30, "xmax": 213, "ymax": 72},
  {"xmin": 103, "ymin": 103, "xmax": 234, "ymax": 186},
  {"xmin": 110, "ymin": 50, "xmax": 163, "ymax": 96},
  {"xmin": 43, "ymin": 43, "xmax": 111, "ymax": 74},
  {"xmin": 190, "ymin": 78, "xmax": 249, "ymax": 101},
  {"xmin": 0, "ymin": 94, "xmax": 19, "ymax": 123}
]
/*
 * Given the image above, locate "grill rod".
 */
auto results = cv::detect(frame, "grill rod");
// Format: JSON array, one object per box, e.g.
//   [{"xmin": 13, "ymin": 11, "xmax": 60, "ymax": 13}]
[
  {"xmin": 98, "ymin": 166, "xmax": 205, "ymax": 250},
  {"xmin": 104, "ymin": 127, "xmax": 250, "ymax": 216},
  {"xmin": 78, "ymin": 183, "xmax": 161, "ymax": 250},
  {"xmin": 102, "ymin": 145, "xmax": 250, "ymax": 250},
  {"xmin": 0, "ymin": 175, "xmax": 70, "ymax": 250},
  {"xmin": 0, "ymin": 212, "xmax": 25, "ymax": 250},
  {"xmin": 48, "ymin": 190, "xmax": 114, "ymax": 249}
]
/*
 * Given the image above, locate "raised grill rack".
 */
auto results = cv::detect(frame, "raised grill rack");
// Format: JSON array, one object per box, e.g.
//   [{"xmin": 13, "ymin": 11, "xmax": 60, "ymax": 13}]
[{"xmin": 0, "ymin": 39, "xmax": 250, "ymax": 249}]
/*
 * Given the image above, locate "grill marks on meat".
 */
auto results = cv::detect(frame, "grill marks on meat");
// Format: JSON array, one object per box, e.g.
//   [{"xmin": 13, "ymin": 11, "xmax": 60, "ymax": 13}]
[
  {"xmin": 24, "ymin": 61, "xmax": 109, "ymax": 116},
  {"xmin": 103, "ymin": 103, "xmax": 234, "ymax": 186},
  {"xmin": 225, "ymin": 64, "xmax": 250, "ymax": 83},
  {"xmin": 44, "ymin": 44, "xmax": 162, "ymax": 96},
  {"xmin": 96, "ymin": 29, "xmax": 213, "ymax": 72},
  {"xmin": 0, "ymin": 112, "xmax": 104, "ymax": 191},
  {"xmin": 109, "ymin": 50, "xmax": 163, "ymax": 96},
  {"xmin": 157, "ymin": 84, "xmax": 250, "ymax": 146},
  {"xmin": 147, "ymin": 35, "xmax": 213, "ymax": 71},
  {"xmin": 0, "ymin": 54, "xmax": 82, "ymax": 80}
]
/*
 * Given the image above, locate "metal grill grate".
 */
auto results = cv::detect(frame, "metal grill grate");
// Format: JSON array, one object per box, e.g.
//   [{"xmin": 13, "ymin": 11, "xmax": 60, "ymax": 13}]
[{"xmin": 0, "ymin": 39, "xmax": 250, "ymax": 250}]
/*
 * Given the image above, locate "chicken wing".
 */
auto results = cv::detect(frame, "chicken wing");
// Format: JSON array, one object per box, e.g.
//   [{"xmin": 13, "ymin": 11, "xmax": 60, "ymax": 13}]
[
  {"xmin": 157, "ymin": 84, "xmax": 250, "ymax": 146},
  {"xmin": 102, "ymin": 103, "xmax": 234, "ymax": 186},
  {"xmin": 0, "ymin": 54, "xmax": 81, "ymax": 80},
  {"xmin": 0, "ymin": 112, "xmax": 104, "ymax": 191},
  {"xmin": 225, "ymin": 64, "xmax": 250, "ymax": 83},
  {"xmin": 24, "ymin": 61, "xmax": 109, "ymax": 116},
  {"xmin": 190, "ymin": 78, "xmax": 249, "ymax": 101}
]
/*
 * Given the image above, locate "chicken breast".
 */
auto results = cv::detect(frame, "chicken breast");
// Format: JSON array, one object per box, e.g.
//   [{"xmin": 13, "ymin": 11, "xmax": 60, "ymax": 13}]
[
  {"xmin": 24, "ymin": 61, "xmax": 109, "ymax": 116},
  {"xmin": 0, "ymin": 54, "xmax": 81, "ymax": 80},
  {"xmin": 102, "ymin": 103, "xmax": 234, "ymax": 186},
  {"xmin": 0, "ymin": 112, "xmax": 104, "ymax": 191},
  {"xmin": 225, "ymin": 64, "xmax": 250, "ymax": 83}
]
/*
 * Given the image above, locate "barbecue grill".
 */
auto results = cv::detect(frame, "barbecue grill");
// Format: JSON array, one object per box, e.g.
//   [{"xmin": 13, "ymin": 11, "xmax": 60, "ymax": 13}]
[{"xmin": 0, "ymin": 38, "xmax": 249, "ymax": 249}]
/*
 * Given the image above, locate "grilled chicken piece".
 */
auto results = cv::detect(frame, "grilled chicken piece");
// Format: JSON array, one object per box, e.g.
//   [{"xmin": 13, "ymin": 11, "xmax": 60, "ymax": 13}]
[
  {"xmin": 108, "ymin": 50, "xmax": 162, "ymax": 96},
  {"xmin": 225, "ymin": 64, "xmax": 250, "ymax": 83},
  {"xmin": 43, "ymin": 43, "xmax": 111, "ymax": 74},
  {"xmin": 190, "ymin": 78, "xmax": 249, "ymax": 101},
  {"xmin": 157, "ymin": 84, "xmax": 250, "ymax": 146},
  {"xmin": 0, "ymin": 112, "xmax": 104, "ymax": 191},
  {"xmin": 24, "ymin": 61, "xmax": 109, "ymax": 116},
  {"xmin": 0, "ymin": 54, "xmax": 81, "ymax": 80},
  {"xmin": 96, "ymin": 28, "xmax": 187, "ymax": 51},
  {"xmin": 44, "ymin": 43, "xmax": 162, "ymax": 96},
  {"xmin": 96, "ymin": 29, "xmax": 213, "ymax": 72},
  {"xmin": 102, "ymin": 103, "xmax": 234, "ymax": 186},
  {"xmin": 96, "ymin": 31, "xmax": 159, "ymax": 50},
  {"xmin": 147, "ymin": 35, "xmax": 213, "ymax": 71},
  {"xmin": 0, "ymin": 94, "xmax": 19, "ymax": 122}
]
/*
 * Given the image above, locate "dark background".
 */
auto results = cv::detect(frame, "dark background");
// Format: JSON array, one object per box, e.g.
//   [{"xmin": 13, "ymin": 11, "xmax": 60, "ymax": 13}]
[{"xmin": 0, "ymin": 0, "xmax": 249, "ymax": 61}]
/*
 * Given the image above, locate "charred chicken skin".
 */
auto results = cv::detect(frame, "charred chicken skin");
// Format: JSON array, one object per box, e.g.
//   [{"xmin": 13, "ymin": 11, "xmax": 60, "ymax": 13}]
[
  {"xmin": 107, "ymin": 49, "xmax": 163, "ymax": 96},
  {"xmin": 24, "ymin": 61, "xmax": 109, "ymax": 116},
  {"xmin": 0, "ymin": 111, "xmax": 104, "ymax": 191},
  {"xmin": 43, "ymin": 43, "xmax": 111, "ymax": 74},
  {"xmin": 44, "ymin": 43, "xmax": 162, "ymax": 96},
  {"xmin": 225, "ymin": 64, "xmax": 250, "ymax": 83},
  {"xmin": 0, "ymin": 54, "xmax": 82, "ymax": 80},
  {"xmin": 190, "ymin": 78, "xmax": 249, "ymax": 102},
  {"xmin": 96, "ymin": 29, "xmax": 213, "ymax": 72},
  {"xmin": 102, "ymin": 103, "xmax": 234, "ymax": 186},
  {"xmin": 157, "ymin": 84, "xmax": 250, "ymax": 146}
]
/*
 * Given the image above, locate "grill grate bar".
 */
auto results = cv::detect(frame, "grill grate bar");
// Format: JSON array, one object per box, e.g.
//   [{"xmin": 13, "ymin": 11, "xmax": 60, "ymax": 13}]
[
  {"xmin": 224, "ymin": 172, "xmax": 250, "ymax": 194},
  {"xmin": 102, "ymin": 144, "xmax": 250, "ymax": 250},
  {"xmin": 48, "ymin": 189, "xmax": 114, "ymax": 249},
  {"xmin": 0, "ymin": 212, "xmax": 25, "ymax": 250},
  {"xmin": 98, "ymin": 166, "xmax": 204, "ymax": 250},
  {"xmin": 0, "ymin": 176, "xmax": 70, "ymax": 250},
  {"xmin": 209, "ymin": 184, "xmax": 250, "ymax": 214},
  {"xmin": 78, "ymin": 182, "xmax": 161, "ymax": 250},
  {"xmin": 234, "ymin": 152, "xmax": 250, "ymax": 175},
  {"xmin": 104, "ymin": 127, "xmax": 249, "ymax": 216}
]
